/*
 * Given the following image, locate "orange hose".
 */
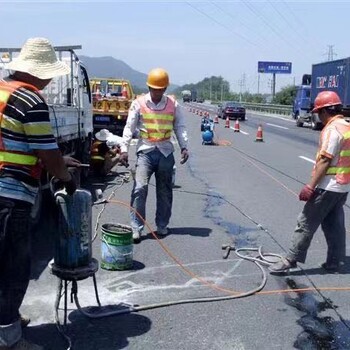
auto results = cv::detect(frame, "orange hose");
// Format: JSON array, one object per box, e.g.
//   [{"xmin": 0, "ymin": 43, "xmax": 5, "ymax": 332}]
[{"xmin": 107, "ymin": 199, "xmax": 350, "ymax": 297}]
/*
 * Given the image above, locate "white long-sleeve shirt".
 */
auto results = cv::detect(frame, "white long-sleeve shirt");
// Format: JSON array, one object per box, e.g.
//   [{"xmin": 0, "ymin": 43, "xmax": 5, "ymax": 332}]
[{"xmin": 121, "ymin": 93, "xmax": 189, "ymax": 157}]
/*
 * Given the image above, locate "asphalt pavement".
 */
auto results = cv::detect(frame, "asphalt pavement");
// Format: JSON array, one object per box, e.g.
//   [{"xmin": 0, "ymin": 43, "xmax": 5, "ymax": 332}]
[{"xmin": 21, "ymin": 106, "xmax": 350, "ymax": 350}]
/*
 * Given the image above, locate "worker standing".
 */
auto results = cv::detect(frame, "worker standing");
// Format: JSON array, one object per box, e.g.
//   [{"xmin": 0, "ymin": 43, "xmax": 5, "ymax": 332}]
[
  {"xmin": 270, "ymin": 91, "xmax": 350, "ymax": 274},
  {"xmin": 0, "ymin": 38, "xmax": 77, "ymax": 350},
  {"xmin": 119, "ymin": 68, "xmax": 189, "ymax": 243}
]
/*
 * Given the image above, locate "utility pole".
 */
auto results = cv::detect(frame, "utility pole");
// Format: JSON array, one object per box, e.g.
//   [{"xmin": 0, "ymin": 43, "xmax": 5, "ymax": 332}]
[
  {"xmin": 267, "ymin": 79, "xmax": 272, "ymax": 99},
  {"xmin": 238, "ymin": 73, "xmax": 246, "ymax": 102},
  {"xmin": 272, "ymin": 73, "xmax": 276, "ymax": 99},
  {"xmin": 209, "ymin": 78, "xmax": 212, "ymax": 100},
  {"xmin": 238, "ymin": 78, "xmax": 243, "ymax": 102},
  {"xmin": 220, "ymin": 82, "xmax": 223, "ymax": 102}
]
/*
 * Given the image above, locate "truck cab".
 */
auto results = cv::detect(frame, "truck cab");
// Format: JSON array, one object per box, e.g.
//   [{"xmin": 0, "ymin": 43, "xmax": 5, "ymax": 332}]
[
  {"xmin": 294, "ymin": 79, "xmax": 322, "ymax": 130},
  {"xmin": 293, "ymin": 85, "xmax": 311, "ymax": 118}
]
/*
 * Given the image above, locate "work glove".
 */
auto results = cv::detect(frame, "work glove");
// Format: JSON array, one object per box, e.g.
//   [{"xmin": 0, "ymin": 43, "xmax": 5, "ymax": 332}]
[
  {"xmin": 299, "ymin": 184, "xmax": 314, "ymax": 202},
  {"xmin": 180, "ymin": 148, "xmax": 189, "ymax": 164},
  {"xmin": 63, "ymin": 175, "xmax": 77, "ymax": 196},
  {"xmin": 119, "ymin": 152, "xmax": 129, "ymax": 167}
]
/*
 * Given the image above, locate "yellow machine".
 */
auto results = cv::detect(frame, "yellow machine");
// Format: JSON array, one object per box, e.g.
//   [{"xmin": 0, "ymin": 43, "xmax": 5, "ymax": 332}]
[{"xmin": 90, "ymin": 78, "xmax": 134, "ymax": 136}]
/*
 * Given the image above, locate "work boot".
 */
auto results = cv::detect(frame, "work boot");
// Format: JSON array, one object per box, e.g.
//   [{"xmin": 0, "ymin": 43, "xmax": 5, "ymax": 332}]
[
  {"xmin": 20, "ymin": 315, "xmax": 31, "ymax": 328},
  {"xmin": 156, "ymin": 227, "xmax": 169, "ymax": 237},
  {"xmin": 320, "ymin": 262, "xmax": 342, "ymax": 273},
  {"xmin": 269, "ymin": 257, "xmax": 297, "ymax": 274},
  {"xmin": 0, "ymin": 338, "xmax": 43, "ymax": 350}
]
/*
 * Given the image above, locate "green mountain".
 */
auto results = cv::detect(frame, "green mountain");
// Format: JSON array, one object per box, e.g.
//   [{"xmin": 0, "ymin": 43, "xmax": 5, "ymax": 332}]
[{"xmin": 79, "ymin": 56, "xmax": 178, "ymax": 92}]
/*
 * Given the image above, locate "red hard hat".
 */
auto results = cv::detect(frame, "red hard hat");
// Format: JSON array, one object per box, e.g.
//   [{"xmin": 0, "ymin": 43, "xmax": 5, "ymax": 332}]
[{"xmin": 312, "ymin": 91, "xmax": 342, "ymax": 113}]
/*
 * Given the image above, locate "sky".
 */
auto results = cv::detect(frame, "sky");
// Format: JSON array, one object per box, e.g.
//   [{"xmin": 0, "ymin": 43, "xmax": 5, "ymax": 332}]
[{"xmin": 1, "ymin": 0, "xmax": 349, "ymax": 94}]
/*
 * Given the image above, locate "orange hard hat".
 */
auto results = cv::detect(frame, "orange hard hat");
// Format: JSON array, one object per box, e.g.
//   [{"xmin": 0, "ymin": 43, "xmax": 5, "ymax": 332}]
[
  {"xmin": 147, "ymin": 68, "xmax": 169, "ymax": 89},
  {"xmin": 312, "ymin": 91, "xmax": 342, "ymax": 113}
]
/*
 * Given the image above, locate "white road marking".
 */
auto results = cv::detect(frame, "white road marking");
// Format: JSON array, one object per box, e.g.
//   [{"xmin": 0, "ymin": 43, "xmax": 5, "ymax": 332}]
[
  {"xmin": 229, "ymin": 127, "xmax": 249, "ymax": 135},
  {"xmin": 266, "ymin": 123, "xmax": 289, "ymax": 130},
  {"xmin": 299, "ymin": 156, "xmax": 315, "ymax": 164},
  {"xmin": 248, "ymin": 111, "xmax": 295, "ymax": 123}
]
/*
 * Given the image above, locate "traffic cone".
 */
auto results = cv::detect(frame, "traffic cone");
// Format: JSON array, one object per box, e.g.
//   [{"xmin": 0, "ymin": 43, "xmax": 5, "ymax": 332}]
[
  {"xmin": 225, "ymin": 117, "xmax": 230, "ymax": 128},
  {"xmin": 233, "ymin": 119, "xmax": 240, "ymax": 132},
  {"xmin": 122, "ymin": 84, "xmax": 128, "ymax": 98},
  {"xmin": 255, "ymin": 124, "xmax": 264, "ymax": 142},
  {"xmin": 214, "ymin": 115, "xmax": 219, "ymax": 124}
]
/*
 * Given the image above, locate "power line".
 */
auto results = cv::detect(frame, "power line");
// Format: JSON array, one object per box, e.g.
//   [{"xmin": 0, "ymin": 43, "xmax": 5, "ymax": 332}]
[
  {"xmin": 267, "ymin": 0, "xmax": 319, "ymax": 54},
  {"xmin": 280, "ymin": 0, "xmax": 325, "ymax": 50},
  {"xmin": 209, "ymin": 1, "xmax": 267, "ymax": 48},
  {"xmin": 239, "ymin": 0, "xmax": 307, "ymax": 57},
  {"xmin": 185, "ymin": 1, "xmax": 258, "ymax": 47}
]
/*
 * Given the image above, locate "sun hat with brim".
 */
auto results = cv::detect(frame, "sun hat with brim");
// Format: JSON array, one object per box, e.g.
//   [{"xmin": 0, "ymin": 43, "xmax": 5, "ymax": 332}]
[
  {"xmin": 95, "ymin": 129, "xmax": 112, "ymax": 141},
  {"xmin": 5, "ymin": 37, "xmax": 70, "ymax": 80}
]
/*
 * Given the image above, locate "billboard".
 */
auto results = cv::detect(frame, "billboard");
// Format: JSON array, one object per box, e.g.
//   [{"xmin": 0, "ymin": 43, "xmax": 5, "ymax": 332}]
[{"xmin": 258, "ymin": 61, "xmax": 292, "ymax": 74}]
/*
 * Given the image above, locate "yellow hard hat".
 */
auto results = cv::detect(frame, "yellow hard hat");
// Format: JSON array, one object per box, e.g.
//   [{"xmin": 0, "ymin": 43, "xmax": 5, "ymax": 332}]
[{"xmin": 147, "ymin": 68, "xmax": 169, "ymax": 89}]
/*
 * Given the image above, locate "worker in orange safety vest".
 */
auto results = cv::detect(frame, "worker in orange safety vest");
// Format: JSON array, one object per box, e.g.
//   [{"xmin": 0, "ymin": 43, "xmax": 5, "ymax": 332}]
[
  {"xmin": 270, "ymin": 91, "xmax": 350, "ymax": 274},
  {"xmin": 119, "ymin": 68, "xmax": 189, "ymax": 243},
  {"xmin": 0, "ymin": 37, "xmax": 78, "ymax": 350},
  {"xmin": 90, "ymin": 129, "xmax": 121, "ymax": 176}
]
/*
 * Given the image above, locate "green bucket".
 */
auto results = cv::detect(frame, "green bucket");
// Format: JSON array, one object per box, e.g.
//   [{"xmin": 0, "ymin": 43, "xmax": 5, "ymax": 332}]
[{"xmin": 101, "ymin": 223, "xmax": 133, "ymax": 270}]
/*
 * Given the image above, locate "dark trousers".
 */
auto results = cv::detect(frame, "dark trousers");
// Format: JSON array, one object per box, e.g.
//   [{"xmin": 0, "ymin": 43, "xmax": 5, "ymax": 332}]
[
  {"xmin": 287, "ymin": 189, "xmax": 348, "ymax": 264},
  {"xmin": 130, "ymin": 149, "xmax": 175, "ymax": 232},
  {"xmin": 0, "ymin": 198, "xmax": 32, "ymax": 325}
]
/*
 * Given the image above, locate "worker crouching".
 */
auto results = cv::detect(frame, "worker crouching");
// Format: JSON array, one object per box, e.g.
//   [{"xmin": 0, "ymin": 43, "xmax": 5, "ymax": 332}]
[{"xmin": 91, "ymin": 129, "xmax": 121, "ymax": 177}]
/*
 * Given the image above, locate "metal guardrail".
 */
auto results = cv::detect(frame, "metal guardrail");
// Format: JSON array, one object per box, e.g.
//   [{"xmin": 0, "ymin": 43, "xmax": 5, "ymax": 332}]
[
  {"xmin": 188, "ymin": 101, "xmax": 294, "ymax": 117},
  {"xmin": 241, "ymin": 102, "xmax": 293, "ymax": 116}
]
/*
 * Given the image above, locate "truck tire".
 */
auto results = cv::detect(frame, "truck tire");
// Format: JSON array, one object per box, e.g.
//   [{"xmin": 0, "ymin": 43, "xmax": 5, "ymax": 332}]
[
  {"xmin": 296, "ymin": 114, "xmax": 304, "ymax": 127},
  {"xmin": 77, "ymin": 136, "xmax": 92, "ymax": 183},
  {"xmin": 311, "ymin": 116, "xmax": 321, "ymax": 130}
]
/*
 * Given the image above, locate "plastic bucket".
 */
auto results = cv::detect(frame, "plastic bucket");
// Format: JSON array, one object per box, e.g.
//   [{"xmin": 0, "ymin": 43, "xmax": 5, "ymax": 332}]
[{"xmin": 101, "ymin": 223, "xmax": 133, "ymax": 270}]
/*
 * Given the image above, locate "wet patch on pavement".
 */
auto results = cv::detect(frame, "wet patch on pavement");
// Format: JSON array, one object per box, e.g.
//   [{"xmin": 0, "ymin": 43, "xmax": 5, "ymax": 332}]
[
  {"xmin": 282, "ymin": 278, "xmax": 350, "ymax": 349},
  {"xmin": 203, "ymin": 189, "xmax": 258, "ymax": 248}
]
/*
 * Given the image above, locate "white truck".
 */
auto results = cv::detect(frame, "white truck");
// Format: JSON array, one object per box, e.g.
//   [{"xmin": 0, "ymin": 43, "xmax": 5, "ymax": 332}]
[
  {"xmin": 181, "ymin": 90, "xmax": 192, "ymax": 103},
  {"xmin": 0, "ymin": 45, "xmax": 93, "ymax": 220}
]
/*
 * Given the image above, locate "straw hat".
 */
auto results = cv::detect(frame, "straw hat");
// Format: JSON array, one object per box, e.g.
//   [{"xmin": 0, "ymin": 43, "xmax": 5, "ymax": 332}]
[
  {"xmin": 95, "ymin": 129, "xmax": 112, "ymax": 141},
  {"xmin": 5, "ymin": 37, "xmax": 70, "ymax": 79}
]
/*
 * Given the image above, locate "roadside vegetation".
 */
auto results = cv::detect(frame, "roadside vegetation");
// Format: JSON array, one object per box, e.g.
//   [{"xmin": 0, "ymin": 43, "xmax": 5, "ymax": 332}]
[{"xmin": 174, "ymin": 76, "xmax": 297, "ymax": 106}]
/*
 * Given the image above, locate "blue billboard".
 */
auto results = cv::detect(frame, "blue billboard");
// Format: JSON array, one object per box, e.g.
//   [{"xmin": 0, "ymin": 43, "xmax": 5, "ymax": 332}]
[{"xmin": 258, "ymin": 61, "xmax": 292, "ymax": 74}]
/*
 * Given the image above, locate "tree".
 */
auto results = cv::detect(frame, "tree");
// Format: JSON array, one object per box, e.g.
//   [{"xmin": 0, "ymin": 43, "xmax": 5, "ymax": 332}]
[
  {"xmin": 272, "ymin": 85, "xmax": 297, "ymax": 105},
  {"xmin": 174, "ymin": 76, "xmax": 231, "ymax": 102}
]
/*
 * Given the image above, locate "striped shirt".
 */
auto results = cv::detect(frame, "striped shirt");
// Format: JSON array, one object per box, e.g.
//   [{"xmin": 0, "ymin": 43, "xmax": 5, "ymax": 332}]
[{"xmin": 0, "ymin": 78, "xmax": 58, "ymax": 204}]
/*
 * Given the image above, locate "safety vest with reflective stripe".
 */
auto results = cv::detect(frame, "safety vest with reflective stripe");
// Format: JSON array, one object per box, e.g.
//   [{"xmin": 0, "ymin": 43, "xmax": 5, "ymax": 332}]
[
  {"xmin": 316, "ymin": 115, "xmax": 350, "ymax": 184},
  {"xmin": 91, "ymin": 140, "xmax": 105, "ymax": 161},
  {"xmin": 138, "ymin": 95, "xmax": 175, "ymax": 142},
  {"xmin": 0, "ymin": 80, "xmax": 42, "ymax": 179}
]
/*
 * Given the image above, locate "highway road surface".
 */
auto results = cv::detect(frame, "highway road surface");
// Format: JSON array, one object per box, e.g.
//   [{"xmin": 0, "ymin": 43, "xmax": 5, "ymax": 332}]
[{"xmin": 22, "ymin": 105, "xmax": 350, "ymax": 350}]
